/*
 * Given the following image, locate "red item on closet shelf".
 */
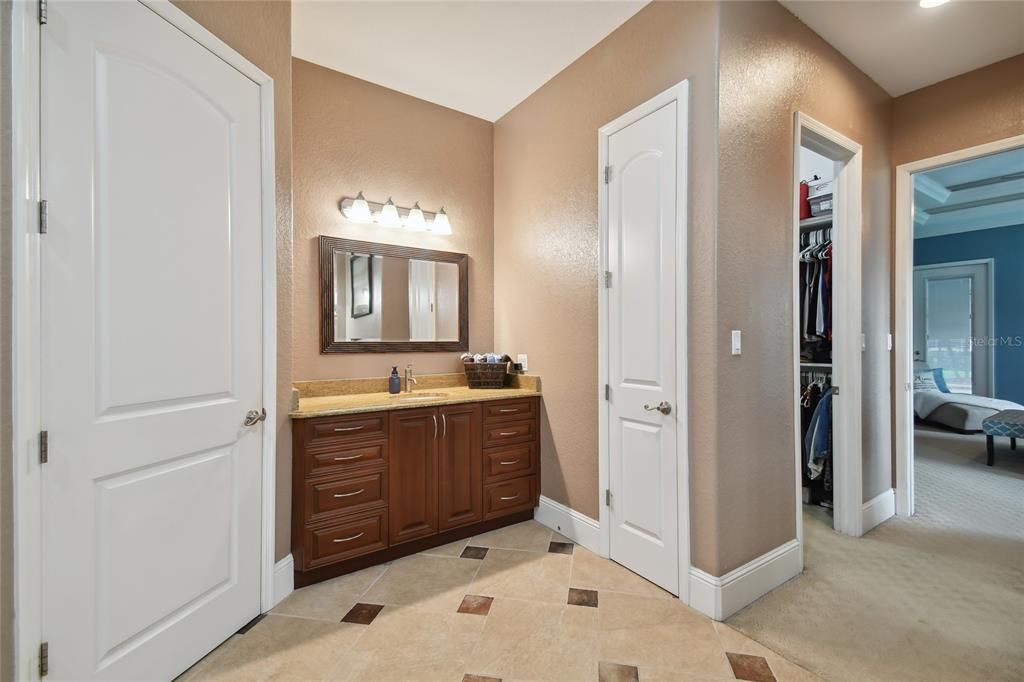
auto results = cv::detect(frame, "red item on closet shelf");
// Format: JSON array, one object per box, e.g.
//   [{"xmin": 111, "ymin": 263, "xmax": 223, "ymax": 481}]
[{"xmin": 799, "ymin": 181, "xmax": 811, "ymax": 219}]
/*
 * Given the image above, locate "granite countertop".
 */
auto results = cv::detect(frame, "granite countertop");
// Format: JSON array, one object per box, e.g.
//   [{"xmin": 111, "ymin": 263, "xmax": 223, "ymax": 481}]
[
  {"xmin": 290, "ymin": 374, "xmax": 542, "ymax": 419},
  {"xmin": 291, "ymin": 385, "xmax": 541, "ymax": 418}
]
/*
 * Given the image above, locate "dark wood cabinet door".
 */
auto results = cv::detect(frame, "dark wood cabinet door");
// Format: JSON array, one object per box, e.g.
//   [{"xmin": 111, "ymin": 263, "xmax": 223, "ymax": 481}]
[
  {"xmin": 388, "ymin": 408, "xmax": 439, "ymax": 545},
  {"xmin": 438, "ymin": 404, "xmax": 482, "ymax": 531}
]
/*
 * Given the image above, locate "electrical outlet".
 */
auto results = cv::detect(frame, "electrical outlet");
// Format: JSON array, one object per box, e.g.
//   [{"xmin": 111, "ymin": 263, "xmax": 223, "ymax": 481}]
[{"xmin": 517, "ymin": 354, "xmax": 528, "ymax": 372}]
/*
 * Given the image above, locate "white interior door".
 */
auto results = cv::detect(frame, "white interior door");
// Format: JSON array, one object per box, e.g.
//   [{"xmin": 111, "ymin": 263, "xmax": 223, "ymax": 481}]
[
  {"xmin": 408, "ymin": 259, "xmax": 437, "ymax": 341},
  {"xmin": 41, "ymin": 1, "xmax": 265, "ymax": 678},
  {"xmin": 606, "ymin": 101, "xmax": 680, "ymax": 594},
  {"xmin": 913, "ymin": 262, "xmax": 992, "ymax": 396}
]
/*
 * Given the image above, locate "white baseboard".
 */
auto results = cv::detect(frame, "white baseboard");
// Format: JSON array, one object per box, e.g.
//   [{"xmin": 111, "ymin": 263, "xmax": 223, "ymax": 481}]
[
  {"xmin": 688, "ymin": 539, "xmax": 801, "ymax": 621},
  {"xmin": 534, "ymin": 495, "xmax": 601, "ymax": 553},
  {"xmin": 270, "ymin": 554, "xmax": 294, "ymax": 608},
  {"xmin": 862, "ymin": 488, "xmax": 895, "ymax": 534}
]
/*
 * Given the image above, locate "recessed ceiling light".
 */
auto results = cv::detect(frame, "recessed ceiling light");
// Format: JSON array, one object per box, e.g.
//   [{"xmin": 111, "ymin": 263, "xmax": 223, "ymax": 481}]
[{"xmin": 919, "ymin": 0, "xmax": 950, "ymax": 8}]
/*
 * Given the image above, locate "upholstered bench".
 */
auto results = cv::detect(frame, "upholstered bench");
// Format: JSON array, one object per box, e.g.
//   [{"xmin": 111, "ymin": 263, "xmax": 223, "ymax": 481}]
[{"xmin": 981, "ymin": 410, "xmax": 1024, "ymax": 466}]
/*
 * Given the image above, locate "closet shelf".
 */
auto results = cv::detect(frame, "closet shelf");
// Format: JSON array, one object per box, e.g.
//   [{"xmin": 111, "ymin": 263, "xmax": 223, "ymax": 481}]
[
  {"xmin": 800, "ymin": 214, "xmax": 833, "ymax": 230},
  {"xmin": 800, "ymin": 362, "xmax": 833, "ymax": 369}
]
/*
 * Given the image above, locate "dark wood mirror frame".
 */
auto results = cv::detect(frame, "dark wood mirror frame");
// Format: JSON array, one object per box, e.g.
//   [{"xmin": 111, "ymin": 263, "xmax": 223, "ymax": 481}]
[{"xmin": 319, "ymin": 236, "xmax": 470, "ymax": 353}]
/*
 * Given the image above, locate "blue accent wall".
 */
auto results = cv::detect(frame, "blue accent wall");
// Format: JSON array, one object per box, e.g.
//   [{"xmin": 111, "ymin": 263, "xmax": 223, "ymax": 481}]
[{"xmin": 915, "ymin": 224, "xmax": 1024, "ymax": 404}]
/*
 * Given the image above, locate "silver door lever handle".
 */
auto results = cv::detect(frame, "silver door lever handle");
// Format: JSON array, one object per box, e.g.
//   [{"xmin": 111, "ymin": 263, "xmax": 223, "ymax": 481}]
[
  {"xmin": 244, "ymin": 408, "xmax": 267, "ymax": 426},
  {"xmin": 643, "ymin": 401, "xmax": 672, "ymax": 415}
]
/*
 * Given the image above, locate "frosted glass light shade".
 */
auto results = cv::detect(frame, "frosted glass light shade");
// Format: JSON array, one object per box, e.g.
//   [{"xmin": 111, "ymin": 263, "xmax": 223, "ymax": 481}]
[
  {"xmin": 378, "ymin": 197, "xmax": 402, "ymax": 227},
  {"xmin": 405, "ymin": 202, "xmax": 427, "ymax": 231},
  {"xmin": 343, "ymin": 191, "xmax": 373, "ymax": 222},
  {"xmin": 431, "ymin": 207, "xmax": 452, "ymax": 235}
]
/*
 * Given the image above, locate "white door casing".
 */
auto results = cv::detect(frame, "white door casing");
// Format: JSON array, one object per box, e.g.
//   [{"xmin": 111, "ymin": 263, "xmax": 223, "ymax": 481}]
[
  {"xmin": 599, "ymin": 82, "xmax": 689, "ymax": 597},
  {"xmin": 913, "ymin": 261, "xmax": 993, "ymax": 397},
  {"xmin": 40, "ymin": 1, "xmax": 269, "ymax": 678}
]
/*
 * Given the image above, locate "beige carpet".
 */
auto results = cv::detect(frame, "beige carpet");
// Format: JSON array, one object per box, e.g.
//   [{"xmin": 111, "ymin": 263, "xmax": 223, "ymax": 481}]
[{"xmin": 727, "ymin": 426, "xmax": 1024, "ymax": 682}]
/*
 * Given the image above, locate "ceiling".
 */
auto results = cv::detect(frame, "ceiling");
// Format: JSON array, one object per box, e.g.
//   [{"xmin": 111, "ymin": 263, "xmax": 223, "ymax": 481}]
[
  {"xmin": 914, "ymin": 146, "xmax": 1024, "ymax": 240},
  {"xmin": 292, "ymin": 1, "xmax": 648, "ymax": 121},
  {"xmin": 781, "ymin": 1, "xmax": 1024, "ymax": 96}
]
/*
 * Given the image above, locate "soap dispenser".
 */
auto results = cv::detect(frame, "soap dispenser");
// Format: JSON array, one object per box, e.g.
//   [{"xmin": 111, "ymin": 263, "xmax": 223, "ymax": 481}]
[{"xmin": 388, "ymin": 366, "xmax": 401, "ymax": 395}]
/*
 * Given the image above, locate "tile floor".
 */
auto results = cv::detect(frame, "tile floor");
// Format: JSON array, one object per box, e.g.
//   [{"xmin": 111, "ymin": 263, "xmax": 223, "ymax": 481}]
[{"xmin": 180, "ymin": 521, "xmax": 819, "ymax": 682}]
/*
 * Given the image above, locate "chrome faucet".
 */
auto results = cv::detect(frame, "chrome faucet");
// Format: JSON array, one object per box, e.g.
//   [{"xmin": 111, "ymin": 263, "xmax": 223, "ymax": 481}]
[{"xmin": 404, "ymin": 364, "xmax": 418, "ymax": 393}]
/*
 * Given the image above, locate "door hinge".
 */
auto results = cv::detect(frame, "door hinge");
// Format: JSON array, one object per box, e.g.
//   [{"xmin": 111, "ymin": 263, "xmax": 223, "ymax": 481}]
[
  {"xmin": 605, "ymin": 489, "xmax": 612, "ymax": 506},
  {"xmin": 39, "ymin": 430, "xmax": 48, "ymax": 464},
  {"xmin": 39, "ymin": 642, "xmax": 48, "ymax": 677},
  {"xmin": 604, "ymin": 165, "xmax": 612, "ymax": 184},
  {"xmin": 38, "ymin": 200, "xmax": 48, "ymax": 234},
  {"xmin": 38, "ymin": 0, "xmax": 47, "ymax": 25},
  {"xmin": 604, "ymin": 384, "xmax": 610, "ymax": 401},
  {"xmin": 604, "ymin": 271, "xmax": 612, "ymax": 288}
]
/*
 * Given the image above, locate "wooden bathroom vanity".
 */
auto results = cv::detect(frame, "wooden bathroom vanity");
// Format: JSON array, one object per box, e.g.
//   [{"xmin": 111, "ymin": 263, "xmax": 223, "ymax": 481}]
[{"xmin": 290, "ymin": 386, "xmax": 541, "ymax": 587}]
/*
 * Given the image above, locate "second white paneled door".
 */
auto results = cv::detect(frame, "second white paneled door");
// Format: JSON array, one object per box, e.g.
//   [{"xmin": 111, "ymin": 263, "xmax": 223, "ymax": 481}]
[
  {"xmin": 603, "ymin": 86, "xmax": 687, "ymax": 596},
  {"xmin": 41, "ymin": 1, "xmax": 269, "ymax": 678}
]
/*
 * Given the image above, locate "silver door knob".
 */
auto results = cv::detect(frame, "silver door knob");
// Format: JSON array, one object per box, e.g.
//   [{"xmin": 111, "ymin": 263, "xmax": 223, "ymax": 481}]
[
  {"xmin": 643, "ymin": 401, "xmax": 672, "ymax": 415},
  {"xmin": 244, "ymin": 408, "xmax": 267, "ymax": 426}
]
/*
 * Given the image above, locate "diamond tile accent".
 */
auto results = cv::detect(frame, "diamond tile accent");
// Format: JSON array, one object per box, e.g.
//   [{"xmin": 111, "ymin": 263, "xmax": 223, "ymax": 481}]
[
  {"xmin": 567, "ymin": 587, "xmax": 599, "ymax": 608},
  {"xmin": 598, "ymin": 661, "xmax": 640, "ymax": 682},
  {"xmin": 727, "ymin": 652, "xmax": 777, "ymax": 682},
  {"xmin": 548, "ymin": 541, "xmax": 574, "ymax": 555},
  {"xmin": 341, "ymin": 602, "xmax": 384, "ymax": 625},
  {"xmin": 458, "ymin": 594, "xmax": 494, "ymax": 616},
  {"xmin": 461, "ymin": 545, "xmax": 489, "ymax": 560}
]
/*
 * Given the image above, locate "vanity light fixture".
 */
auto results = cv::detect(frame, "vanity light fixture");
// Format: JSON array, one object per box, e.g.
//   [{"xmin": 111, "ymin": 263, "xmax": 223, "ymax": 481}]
[
  {"xmin": 338, "ymin": 193, "xmax": 453, "ymax": 235},
  {"xmin": 405, "ymin": 202, "xmax": 428, "ymax": 231},
  {"xmin": 378, "ymin": 197, "xmax": 402, "ymax": 228},
  {"xmin": 430, "ymin": 207, "xmax": 452, "ymax": 235}
]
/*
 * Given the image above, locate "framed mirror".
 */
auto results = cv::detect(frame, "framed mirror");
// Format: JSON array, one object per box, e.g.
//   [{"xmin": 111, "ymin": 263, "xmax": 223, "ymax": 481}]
[{"xmin": 319, "ymin": 236, "xmax": 469, "ymax": 353}]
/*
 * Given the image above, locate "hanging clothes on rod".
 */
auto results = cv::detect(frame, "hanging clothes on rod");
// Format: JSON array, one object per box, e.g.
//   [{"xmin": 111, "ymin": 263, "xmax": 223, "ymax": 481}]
[
  {"xmin": 800, "ymin": 369, "xmax": 833, "ymax": 507},
  {"xmin": 799, "ymin": 226, "xmax": 833, "ymax": 362}
]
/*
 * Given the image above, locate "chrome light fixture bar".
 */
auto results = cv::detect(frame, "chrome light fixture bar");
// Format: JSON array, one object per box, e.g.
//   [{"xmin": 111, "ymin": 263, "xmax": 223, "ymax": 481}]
[{"xmin": 339, "ymin": 193, "xmax": 452, "ymax": 235}]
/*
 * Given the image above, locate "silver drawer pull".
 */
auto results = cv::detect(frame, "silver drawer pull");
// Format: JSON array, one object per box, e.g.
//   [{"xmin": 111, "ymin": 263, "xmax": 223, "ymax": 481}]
[
  {"xmin": 499, "ymin": 459, "xmax": 520, "ymax": 465},
  {"xmin": 333, "ymin": 532, "xmax": 365, "ymax": 543},
  {"xmin": 499, "ymin": 493, "xmax": 521, "ymax": 501},
  {"xmin": 333, "ymin": 454, "xmax": 362, "ymax": 461},
  {"xmin": 498, "ymin": 408, "xmax": 519, "ymax": 413},
  {"xmin": 333, "ymin": 489, "xmax": 365, "ymax": 498},
  {"xmin": 333, "ymin": 425, "xmax": 364, "ymax": 432},
  {"xmin": 498, "ymin": 431, "xmax": 518, "ymax": 437}
]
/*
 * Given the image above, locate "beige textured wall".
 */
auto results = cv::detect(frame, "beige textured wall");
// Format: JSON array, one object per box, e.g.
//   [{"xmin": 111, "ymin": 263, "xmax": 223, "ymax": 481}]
[
  {"xmin": 291, "ymin": 58, "xmax": 494, "ymax": 384},
  {"xmin": 892, "ymin": 54, "xmax": 1024, "ymax": 167},
  {"xmin": 171, "ymin": 0, "xmax": 294, "ymax": 560},
  {"xmin": 715, "ymin": 1, "xmax": 893, "ymax": 570},
  {"xmin": 493, "ymin": 1, "xmax": 722, "ymax": 548}
]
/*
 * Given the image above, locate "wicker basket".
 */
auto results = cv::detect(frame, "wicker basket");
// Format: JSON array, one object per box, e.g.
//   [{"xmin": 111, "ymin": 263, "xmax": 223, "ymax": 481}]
[{"xmin": 464, "ymin": 361, "xmax": 510, "ymax": 389}]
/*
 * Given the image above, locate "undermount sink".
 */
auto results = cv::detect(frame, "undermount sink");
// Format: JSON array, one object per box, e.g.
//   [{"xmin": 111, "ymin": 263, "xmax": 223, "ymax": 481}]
[{"xmin": 391, "ymin": 392, "xmax": 448, "ymax": 401}]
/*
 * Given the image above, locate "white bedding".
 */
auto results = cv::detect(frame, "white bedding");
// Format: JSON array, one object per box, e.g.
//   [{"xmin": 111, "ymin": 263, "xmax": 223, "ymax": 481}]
[{"xmin": 914, "ymin": 389, "xmax": 1022, "ymax": 421}]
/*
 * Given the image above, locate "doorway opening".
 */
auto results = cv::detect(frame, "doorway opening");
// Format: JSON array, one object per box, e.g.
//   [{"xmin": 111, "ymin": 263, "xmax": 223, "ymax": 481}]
[
  {"xmin": 895, "ymin": 136, "xmax": 1024, "ymax": 515},
  {"xmin": 791, "ymin": 114, "xmax": 864, "ymax": 547}
]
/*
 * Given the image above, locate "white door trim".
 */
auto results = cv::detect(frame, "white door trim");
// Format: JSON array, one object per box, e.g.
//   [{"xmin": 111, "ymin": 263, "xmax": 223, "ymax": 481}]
[
  {"xmin": 597, "ymin": 80, "xmax": 690, "ymax": 604},
  {"xmin": 913, "ymin": 258, "xmax": 995, "ymax": 396},
  {"xmin": 792, "ymin": 113, "xmax": 864, "ymax": 544},
  {"xmin": 894, "ymin": 133, "xmax": 1024, "ymax": 517},
  {"xmin": 11, "ymin": 1, "xmax": 278, "ymax": 677}
]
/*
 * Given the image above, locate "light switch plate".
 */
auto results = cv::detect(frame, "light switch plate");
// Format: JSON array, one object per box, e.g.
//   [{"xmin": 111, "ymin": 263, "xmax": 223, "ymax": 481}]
[
  {"xmin": 887, "ymin": 333, "xmax": 893, "ymax": 351},
  {"xmin": 517, "ymin": 353, "xmax": 528, "ymax": 371},
  {"xmin": 731, "ymin": 330, "xmax": 742, "ymax": 356}
]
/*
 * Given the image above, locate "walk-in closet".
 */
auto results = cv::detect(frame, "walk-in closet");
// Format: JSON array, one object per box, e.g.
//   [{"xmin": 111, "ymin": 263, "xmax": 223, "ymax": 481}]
[{"xmin": 798, "ymin": 145, "xmax": 836, "ymax": 528}]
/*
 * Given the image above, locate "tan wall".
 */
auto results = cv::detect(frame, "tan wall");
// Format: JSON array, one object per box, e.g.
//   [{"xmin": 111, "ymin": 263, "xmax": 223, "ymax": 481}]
[
  {"xmin": 291, "ymin": 58, "xmax": 494, "ymax": 385},
  {"xmin": 171, "ymin": 0, "xmax": 294, "ymax": 560},
  {"xmin": 714, "ymin": 1, "xmax": 893, "ymax": 571},
  {"xmin": 493, "ymin": 1, "xmax": 722, "ymax": 557},
  {"xmin": 892, "ymin": 54, "xmax": 1024, "ymax": 167}
]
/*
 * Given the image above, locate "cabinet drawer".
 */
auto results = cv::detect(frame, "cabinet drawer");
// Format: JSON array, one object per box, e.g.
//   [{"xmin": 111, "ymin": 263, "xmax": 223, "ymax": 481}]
[
  {"xmin": 483, "ymin": 420, "xmax": 536, "ymax": 447},
  {"xmin": 305, "ymin": 511, "xmax": 387, "ymax": 569},
  {"xmin": 306, "ymin": 441, "xmax": 387, "ymax": 479},
  {"xmin": 483, "ymin": 399, "xmax": 537, "ymax": 424},
  {"xmin": 303, "ymin": 413, "xmax": 387, "ymax": 449},
  {"xmin": 483, "ymin": 442, "xmax": 536, "ymax": 483},
  {"xmin": 306, "ymin": 471, "xmax": 386, "ymax": 523},
  {"xmin": 483, "ymin": 476, "xmax": 536, "ymax": 519}
]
